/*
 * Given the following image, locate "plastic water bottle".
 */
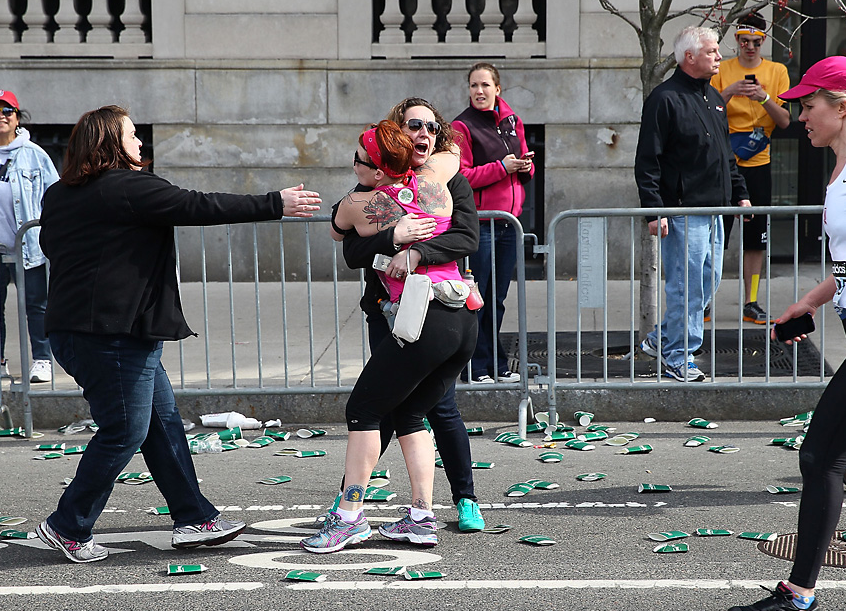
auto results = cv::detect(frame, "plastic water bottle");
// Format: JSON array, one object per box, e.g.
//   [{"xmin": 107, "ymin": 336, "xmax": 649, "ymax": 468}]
[
  {"xmin": 462, "ymin": 270, "xmax": 484, "ymax": 311},
  {"xmin": 378, "ymin": 298, "xmax": 397, "ymax": 329},
  {"xmin": 189, "ymin": 437, "xmax": 223, "ymax": 454}
]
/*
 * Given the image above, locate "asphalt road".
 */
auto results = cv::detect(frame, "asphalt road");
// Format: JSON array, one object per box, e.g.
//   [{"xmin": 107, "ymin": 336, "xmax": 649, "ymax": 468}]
[{"xmin": 1, "ymin": 417, "xmax": 845, "ymax": 611}]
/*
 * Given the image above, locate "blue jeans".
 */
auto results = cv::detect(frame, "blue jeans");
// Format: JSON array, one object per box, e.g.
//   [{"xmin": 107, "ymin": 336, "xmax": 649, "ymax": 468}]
[
  {"xmin": 468, "ymin": 222, "xmax": 518, "ymax": 377},
  {"xmin": 366, "ymin": 312, "xmax": 477, "ymax": 504},
  {"xmin": 648, "ymin": 215, "xmax": 723, "ymax": 369},
  {"xmin": 0, "ymin": 263, "xmax": 50, "ymax": 361},
  {"xmin": 47, "ymin": 332, "xmax": 218, "ymax": 542}
]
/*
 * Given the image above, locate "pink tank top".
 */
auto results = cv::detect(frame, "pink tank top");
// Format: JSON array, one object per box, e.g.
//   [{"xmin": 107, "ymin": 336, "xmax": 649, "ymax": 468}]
[{"xmin": 376, "ymin": 174, "xmax": 462, "ymax": 302}]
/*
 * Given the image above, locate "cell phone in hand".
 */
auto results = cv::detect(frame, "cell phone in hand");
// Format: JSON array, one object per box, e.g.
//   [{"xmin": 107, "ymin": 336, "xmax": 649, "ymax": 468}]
[
  {"xmin": 521, "ymin": 151, "xmax": 535, "ymax": 160},
  {"xmin": 774, "ymin": 313, "xmax": 815, "ymax": 342},
  {"xmin": 745, "ymin": 74, "xmax": 756, "ymax": 82},
  {"xmin": 372, "ymin": 253, "xmax": 392, "ymax": 272}
]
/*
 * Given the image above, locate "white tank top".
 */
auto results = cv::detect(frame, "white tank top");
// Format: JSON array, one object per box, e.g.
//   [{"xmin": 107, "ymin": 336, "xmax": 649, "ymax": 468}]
[{"xmin": 824, "ymin": 164, "xmax": 846, "ymax": 261}]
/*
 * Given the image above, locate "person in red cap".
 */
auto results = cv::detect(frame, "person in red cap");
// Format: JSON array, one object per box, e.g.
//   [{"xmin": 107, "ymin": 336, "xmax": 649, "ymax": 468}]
[
  {"xmin": 0, "ymin": 89, "xmax": 59, "ymax": 384},
  {"xmin": 727, "ymin": 55, "xmax": 846, "ymax": 611}
]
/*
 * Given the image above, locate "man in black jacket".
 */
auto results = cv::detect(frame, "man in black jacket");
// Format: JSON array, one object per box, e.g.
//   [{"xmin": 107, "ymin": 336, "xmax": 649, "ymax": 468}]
[{"xmin": 635, "ymin": 25, "xmax": 750, "ymax": 382}]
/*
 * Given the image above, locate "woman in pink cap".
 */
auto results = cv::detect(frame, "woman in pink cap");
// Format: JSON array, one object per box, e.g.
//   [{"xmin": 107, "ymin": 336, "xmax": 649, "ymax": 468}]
[{"xmin": 728, "ymin": 55, "xmax": 846, "ymax": 611}]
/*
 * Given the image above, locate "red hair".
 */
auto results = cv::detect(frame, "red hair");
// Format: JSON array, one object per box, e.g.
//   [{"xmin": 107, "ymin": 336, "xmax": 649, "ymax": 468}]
[{"xmin": 359, "ymin": 120, "xmax": 413, "ymax": 180}]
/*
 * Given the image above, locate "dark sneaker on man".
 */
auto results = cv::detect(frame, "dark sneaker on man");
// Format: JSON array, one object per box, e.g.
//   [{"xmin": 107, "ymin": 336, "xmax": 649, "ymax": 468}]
[
  {"xmin": 743, "ymin": 301, "xmax": 772, "ymax": 325},
  {"xmin": 172, "ymin": 516, "xmax": 246, "ymax": 549},
  {"xmin": 496, "ymin": 370, "xmax": 520, "ymax": 383},
  {"xmin": 664, "ymin": 361, "xmax": 706, "ymax": 382},
  {"xmin": 36, "ymin": 520, "xmax": 108, "ymax": 563},
  {"xmin": 378, "ymin": 507, "xmax": 438, "ymax": 546},
  {"xmin": 728, "ymin": 582, "xmax": 818, "ymax": 610},
  {"xmin": 300, "ymin": 511, "xmax": 371, "ymax": 553},
  {"xmin": 471, "ymin": 374, "xmax": 495, "ymax": 384},
  {"xmin": 456, "ymin": 498, "xmax": 485, "ymax": 532}
]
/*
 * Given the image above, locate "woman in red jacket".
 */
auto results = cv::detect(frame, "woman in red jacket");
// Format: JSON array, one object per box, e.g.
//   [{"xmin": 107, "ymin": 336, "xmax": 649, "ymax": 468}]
[{"xmin": 453, "ymin": 62, "xmax": 534, "ymax": 383}]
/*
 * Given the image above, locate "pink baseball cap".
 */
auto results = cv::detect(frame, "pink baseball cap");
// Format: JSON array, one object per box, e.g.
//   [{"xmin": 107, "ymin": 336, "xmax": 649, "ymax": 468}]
[
  {"xmin": 0, "ymin": 90, "xmax": 19, "ymax": 109},
  {"xmin": 780, "ymin": 56, "xmax": 846, "ymax": 101}
]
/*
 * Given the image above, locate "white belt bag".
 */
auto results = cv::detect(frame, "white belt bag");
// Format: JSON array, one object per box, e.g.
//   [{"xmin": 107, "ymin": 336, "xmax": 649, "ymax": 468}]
[{"xmin": 392, "ymin": 249, "xmax": 433, "ymax": 346}]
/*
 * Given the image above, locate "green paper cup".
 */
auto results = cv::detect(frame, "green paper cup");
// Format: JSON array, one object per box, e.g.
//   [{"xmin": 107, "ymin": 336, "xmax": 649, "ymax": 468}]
[
  {"xmin": 482, "ymin": 524, "xmax": 512, "ymax": 534},
  {"xmin": 295, "ymin": 450, "xmax": 326, "ymax": 458},
  {"xmin": 525, "ymin": 479, "xmax": 559, "ymax": 490},
  {"xmin": 217, "ymin": 427, "xmax": 242, "ymax": 441},
  {"xmin": 285, "ymin": 569, "xmax": 326, "ymax": 582},
  {"xmin": 434, "ymin": 458, "xmax": 444, "ymax": 468},
  {"xmin": 684, "ymin": 436, "xmax": 711, "ymax": 447},
  {"xmin": 371, "ymin": 469, "xmax": 390, "ymax": 479},
  {"xmin": 404, "ymin": 570, "xmax": 445, "ymax": 580},
  {"xmin": 586, "ymin": 424, "xmax": 616, "ymax": 433},
  {"xmin": 738, "ymin": 532, "xmax": 777, "ymax": 541},
  {"xmin": 576, "ymin": 473, "xmax": 607, "ymax": 482},
  {"xmin": 519, "ymin": 535, "xmax": 556, "ymax": 546},
  {"xmin": 368, "ymin": 477, "xmax": 391, "ymax": 488},
  {"xmin": 471, "ymin": 461, "xmax": 494, "ymax": 469},
  {"xmin": 653, "ymin": 543, "xmax": 688, "ymax": 553},
  {"xmin": 708, "ymin": 445, "xmax": 740, "ymax": 454},
  {"xmin": 168, "ymin": 564, "xmax": 207, "ymax": 575},
  {"xmin": 618, "ymin": 444, "xmax": 653, "ymax": 454},
  {"xmin": 638, "ymin": 483, "xmax": 672, "ymax": 493},
  {"xmin": 564, "ymin": 440, "xmax": 595, "ymax": 451},
  {"xmin": 574, "ymin": 411, "xmax": 594, "ymax": 426},
  {"xmin": 36, "ymin": 443, "xmax": 65, "ymax": 451},
  {"xmin": 770, "ymin": 438, "xmax": 792, "ymax": 445},
  {"xmin": 63, "ymin": 445, "xmax": 87, "ymax": 455},
  {"xmin": 466, "ymin": 426, "xmax": 484, "ymax": 436},
  {"xmin": 263, "ymin": 429, "xmax": 291, "ymax": 441},
  {"xmin": 619, "ymin": 432, "xmax": 641, "ymax": 440},
  {"xmin": 577, "ymin": 431, "xmax": 608, "ymax": 442},
  {"xmin": 0, "ymin": 427, "xmax": 24, "ymax": 436},
  {"xmin": 296, "ymin": 428, "xmax": 327, "ymax": 438},
  {"xmin": 0, "ymin": 529, "xmax": 35, "ymax": 539},
  {"xmin": 0, "ymin": 517, "xmax": 26, "ymax": 527},
  {"xmin": 688, "ymin": 418, "xmax": 718, "ymax": 429},
  {"xmin": 363, "ymin": 487, "xmax": 397, "ymax": 501},
  {"xmin": 258, "ymin": 476, "xmax": 292, "ymax": 485},
  {"xmin": 648, "ymin": 531, "xmax": 689, "ymax": 542},
  {"xmin": 534, "ymin": 411, "xmax": 549, "ymax": 425},
  {"xmin": 221, "ymin": 443, "xmax": 240, "ymax": 451},
  {"xmin": 526, "ymin": 423, "xmax": 546, "ymax": 434},
  {"xmin": 506, "ymin": 482, "xmax": 535, "ymax": 497},
  {"xmin": 147, "ymin": 506, "xmax": 170, "ymax": 515},
  {"xmin": 766, "ymin": 485, "xmax": 799, "ymax": 494},
  {"xmin": 364, "ymin": 566, "xmax": 405, "ymax": 575},
  {"xmin": 247, "ymin": 436, "xmax": 275, "ymax": 448},
  {"xmin": 494, "ymin": 432, "xmax": 532, "ymax": 447},
  {"xmin": 604, "ymin": 436, "xmax": 631, "ymax": 446},
  {"xmin": 538, "ymin": 451, "xmax": 563, "ymax": 463},
  {"xmin": 33, "ymin": 452, "xmax": 64, "ymax": 460},
  {"xmin": 274, "ymin": 448, "xmax": 300, "ymax": 456},
  {"xmin": 695, "ymin": 528, "xmax": 732, "ymax": 536},
  {"xmin": 544, "ymin": 431, "xmax": 576, "ymax": 442}
]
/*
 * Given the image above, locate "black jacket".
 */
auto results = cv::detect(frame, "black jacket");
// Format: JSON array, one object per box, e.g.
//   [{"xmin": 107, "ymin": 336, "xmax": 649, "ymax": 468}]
[
  {"xmin": 40, "ymin": 169, "xmax": 284, "ymax": 341},
  {"xmin": 635, "ymin": 68, "xmax": 748, "ymax": 221},
  {"xmin": 338, "ymin": 172, "xmax": 479, "ymax": 316}
]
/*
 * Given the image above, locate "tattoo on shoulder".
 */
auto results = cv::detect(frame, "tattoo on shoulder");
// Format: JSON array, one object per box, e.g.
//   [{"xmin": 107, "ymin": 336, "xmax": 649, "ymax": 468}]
[
  {"xmin": 343, "ymin": 485, "xmax": 365, "ymax": 504},
  {"xmin": 363, "ymin": 191, "xmax": 404, "ymax": 229},
  {"xmin": 416, "ymin": 179, "xmax": 450, "ymax": 215},
  {"xmin": 411, "ymin": 498, "xmax": 430, "ymax": 511}
]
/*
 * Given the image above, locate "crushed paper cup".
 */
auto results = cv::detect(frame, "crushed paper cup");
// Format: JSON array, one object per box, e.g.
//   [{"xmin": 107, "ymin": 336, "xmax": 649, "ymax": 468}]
[
  {"xmin": 544, "ymin": 431, "xmax": 576, "ymax": 442},
  {"xmin": 648, "ymin": 531, "xmax": 689, "ymax": 542},
  {"xmin": 368, "ymin": 477, "xmax": 391, "ymax": 488},
  {"xmin": 605, "ymin": 436, "xmax": 632, "ymax": 446},
  {"xmin": 232, "ymin": 438, "xmax": 250, "ymax": 447},
  {"xmin": 780, "ymin": 411, "xmax": 813, "ymax": 426},
  {"xmin": 0, "ymin": 529, "xmax": 36, "ymax": 539},
  {"xmin": 482, "ymin": 524, "xmax": 512, "ymax": 534},
  {"xmin": 506, "ymin": 482, "xmax": 535, "ymax": 497},
  {"xmin": 217, "ymin": 427, "xmax": 242, "ymax": 442},
  {"xmin": 405, "ymin": 570, "xmax": 445, "ymax": 580},
  {"xmin": 364, "ymin": 566, "xmax": 406, "ymax": 575},
  {"xmin": 526, "ymin": 479, "xmax": 559, "ymax": 490},
  {"xmin": 638, "ymin": 483, "xmax": 672, "ymax": 493},
  {"xmin": 220, "ymin": 443, "xmax": 240, "ymax": 451},
  {"xmin": 246, "ymin": 436, "xmax": 275, "ymax": 448},
  {"xmin": 574, "ymin": 411, "xmax": 594, "ymax": 426},
  {"xmin": 264, "ymin": 419, "xmax": 282, "ymax": 428},
  {"xmin": 168, "ymin": 564, "xmax": 208, "ymax": 575},
  {"xmin": 295, "ymin": 450, "xmax": 326, "ymax": 458},
  {"xmin": 708, "ymin": 445, "xmax": 740, "ymax": 454},
  {"xmin": 738, "ymin": 532, "xmax": 777, "ymax": 541},
  {"xmin": 494, "ymin": 432, "xmax": 532, "ymax": 448},
  {"xmin": 35, "ymin": 443, "xmax": 65, "ymax": 451},
  {"xmin": 553, "ymin": 424, "xmax": 575, "ymax": 432},
  {"xmin": 563, "ymin": 440, "xmax": 595, "ymax": 451},
  {"xmin": 586, "ymin": 424, "xmax": 616, "ymax": 433},
  {"xmin": 285, "ymin": 570, "xmax": 326, "ymax": 582},
  {"xmin": 434, "ymin": 458, "xmax": 444, "ymax": 468},
  {"xmin": 766, "ymin": 485, "xmax": 799, "ymax": 494},
  {"xmin": 116, "ymin": 472, "xmax": 154, "ymax": 484},
  {"xmin": 371, "ymin": 469, "xmax": 390, "ymax": 479},
  {"xmin": 653, "ymin": 542, "xmax": 688, "ymax": 553},
  {"xmin": 519, "ymin": 535, "xmax": 556, "ymax": 546},
  {"xmin": 695, "ymin": 528, "xmax": 733, "ymax": 536},
  {"xmin": 466, "ymin": 426, "xmax": 484, "ymax": 436},
  {"xmin": 770, "ymin": 438, "xmax": 792, "ymax": 446},
  {"xmin": 33, "ymin": 452, "xmax": 64, "ymax": 460},
  {"xmin": 63, "ymin": 445, "xmax": 87, "ymax": 455},
  {"xmin": 538, "ymin": 451, "xmax": 563, "ymax": 463},
  {"xmin": 684, "ymin": 436, "xmax": 710, "ymax": 447},
  {"xmin": 688, "ymin": 418, "xmax": 718, "ymax": 429},
  {"xmin": 618, "ymin": 432, "xmax": 641, "ymax": 440},
  {"xmin": 296, "ymin": 428, "xmax": 327, "ymax": 438},
  {"xmin": 534, "ymin": 411, "xmax": 549, "ymax": 425},
  {"xmin": 0, "ymin": 427, "xmax": 24, "ymax": 437},
  {"xmin": 258, "ymin": 476, "xmax": 292, "ymax": 485},
  {"xmin": 0, "ymin": 517, "xmax": 26, "ymax": 527},
  {"xmin": 363, "ymin": 487, "xmax": 397, "ymax": 501},
  {"xmin": 147, "ymin": 506, "xmax": 171, "ymax": 515},
  {"xmin": 60, "ymin": 477, "xmax": 74, "ymax": 488},
  {"xmin": 263, "ymin": 429, "xmax": 291, "ymax": 441},
  {"xmin": 471, "ymin": 461, "xmax": 494, "ymax": 469},
  {"xmin": 577, "ymin": 431, "xmax": 608, "ymax": 442},
  {"xmin": 617, "ymin": 444, "xmax": 653, "ymax": 454},
  {"xmin": 526, "ymin": 423, "xmax": 546, "ymax": 434},
  {"xmin": 576, "ymin": 473, "xmax": 607, "ymax": 482},
  {"xmin": 274, "ymin": 448, "xmax": 300, "ymax": 456}
]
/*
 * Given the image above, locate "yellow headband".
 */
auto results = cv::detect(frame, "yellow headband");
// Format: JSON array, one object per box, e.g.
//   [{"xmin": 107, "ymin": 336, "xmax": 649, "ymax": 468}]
[{"xmin": 736, "ymin": 28, "xmax": 766, "ymax": 39}]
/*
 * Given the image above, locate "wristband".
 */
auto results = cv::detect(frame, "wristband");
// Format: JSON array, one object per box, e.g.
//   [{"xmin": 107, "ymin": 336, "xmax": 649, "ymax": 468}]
[
  {"xmin": 759, "ymin": 93, "xmax": 770, "ymax": 105},
  {"xmin": 499, "ymin": 159, "xmax": 507, "ymax": 172}
]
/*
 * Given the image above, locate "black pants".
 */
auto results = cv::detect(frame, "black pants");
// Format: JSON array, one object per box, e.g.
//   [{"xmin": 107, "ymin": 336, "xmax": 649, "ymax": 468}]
[{"xmin": 789, "ymin": 318, "xmax": 846, "ymax": 588}]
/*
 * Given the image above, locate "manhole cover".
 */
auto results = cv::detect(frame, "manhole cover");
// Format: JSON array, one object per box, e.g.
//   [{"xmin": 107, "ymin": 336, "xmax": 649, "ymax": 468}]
[{"xmin": 758, "ymin": 531, "xmax": 846, "ymax": 568}]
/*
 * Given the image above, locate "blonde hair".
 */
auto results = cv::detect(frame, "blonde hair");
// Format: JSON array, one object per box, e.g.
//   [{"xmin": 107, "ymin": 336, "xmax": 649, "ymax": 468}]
[{"xmin": 802, "ymin": 88, "xmax": 846, "ymax": 107}]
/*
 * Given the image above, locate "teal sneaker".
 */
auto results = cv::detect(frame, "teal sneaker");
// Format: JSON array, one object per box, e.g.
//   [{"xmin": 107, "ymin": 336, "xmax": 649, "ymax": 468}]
[
  {"xmin": 456, "ymin": 498, "xmax": 485, "ymax": 532},
  {"xmin": 300, "ymin": 511, "xmax": 371, "ymax": 554}
]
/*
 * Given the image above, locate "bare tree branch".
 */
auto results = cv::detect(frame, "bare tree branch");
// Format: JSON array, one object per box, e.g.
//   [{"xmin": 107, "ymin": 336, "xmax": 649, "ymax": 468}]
[{"xmin": 599, "ymin": 0, "xmax": 642, "ymax": 34}]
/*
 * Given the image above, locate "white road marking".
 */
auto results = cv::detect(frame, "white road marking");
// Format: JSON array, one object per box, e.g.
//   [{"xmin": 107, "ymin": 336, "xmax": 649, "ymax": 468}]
[
  {"xmin": 0, "ymin": 583, "xmax": 264, "ymax": 596},
  {"xmin": 228, "ymin": 548, "xmax": 441, "ymax": 571}
]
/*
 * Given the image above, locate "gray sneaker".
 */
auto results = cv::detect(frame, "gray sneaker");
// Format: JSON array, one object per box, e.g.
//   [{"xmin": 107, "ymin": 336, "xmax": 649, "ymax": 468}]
[
  {"xmin": 171, "ymin": 515, "xmax": 246, "ymax": 549},
  {"xmin": 36, "ymin": 520, "xmax": 108, "ymax": 563},
  {"xmin": 378, "ymin": 507, "xmax": 438, "ymax": 546},
  {"xmin": 664, "ymin": 361, "xmax": 706, "ymax": 382}
]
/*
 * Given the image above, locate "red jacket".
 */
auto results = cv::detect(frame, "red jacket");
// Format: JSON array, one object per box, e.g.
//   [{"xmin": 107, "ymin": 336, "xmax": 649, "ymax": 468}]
[{"xmin": 452, "ymin": 96, "xmax": 534, "ymax": 218}]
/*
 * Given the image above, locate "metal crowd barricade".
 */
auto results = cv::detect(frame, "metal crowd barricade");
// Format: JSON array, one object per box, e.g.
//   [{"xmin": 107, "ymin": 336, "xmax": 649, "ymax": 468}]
[
  {"xmin": 11, "ymin": 214, "xmax": 533, "ymax": 437},
  {"xmin": 538, "ymin": 205, "xmax": 827, "ymax": 430}
]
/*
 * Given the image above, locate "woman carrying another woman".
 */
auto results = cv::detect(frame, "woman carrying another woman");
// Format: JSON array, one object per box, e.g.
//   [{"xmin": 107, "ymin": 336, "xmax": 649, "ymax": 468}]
[
  {"xmin": 728, "ymin": 56, "xmax": 846, "ymax": 611},
  {"xmin": 301, "ymin": 120, "xmax": 477, "ymax": 553},
  {"xmin": 453, "ymin": 62, "xmax": 533, "ymax": 384}
]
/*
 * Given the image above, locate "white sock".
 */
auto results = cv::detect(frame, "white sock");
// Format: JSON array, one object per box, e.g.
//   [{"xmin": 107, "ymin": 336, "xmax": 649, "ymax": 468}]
[
  {"xmin": 410, "ymin": 507, "xmax": 434, "ymax": 522},
  {"xmin": 335, "ymin": 507, "xmax": 361, "ymax": 523}
]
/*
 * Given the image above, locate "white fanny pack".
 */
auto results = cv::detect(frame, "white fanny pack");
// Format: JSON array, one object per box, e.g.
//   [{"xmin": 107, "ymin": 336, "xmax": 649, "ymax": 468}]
[{"xmin": 392, "ymin": 249, "xmax": 433, "ymax": 346}]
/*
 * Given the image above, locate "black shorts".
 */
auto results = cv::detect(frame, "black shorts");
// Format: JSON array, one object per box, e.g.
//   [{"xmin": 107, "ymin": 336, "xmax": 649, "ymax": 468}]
[{"xmin": 723, "ymin": 164, "xmax": 771, "ymax": 251}]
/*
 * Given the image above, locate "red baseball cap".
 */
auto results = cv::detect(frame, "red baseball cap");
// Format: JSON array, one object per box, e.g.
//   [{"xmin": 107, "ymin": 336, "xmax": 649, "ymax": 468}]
[
  {"xmin": 780, "ymin": 56, "xmax": 846, "ymax": 101},
  {"xmin": 0, "ymin": 90, "xmax": 18, "ymax": 109}
]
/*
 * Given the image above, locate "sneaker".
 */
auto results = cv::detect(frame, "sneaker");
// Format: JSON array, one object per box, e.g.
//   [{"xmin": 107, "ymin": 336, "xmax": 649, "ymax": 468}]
[
  {"xmin": 664, "ymin": 361, "xmax": 706, "ymax": 382},
  {"xmin": 640, "ymin": 336, "xmax": 663, "ymax": 362},
  {"xmin": 309, "ymin": 492, "xmax": 342, "ymax": 529},
  {"xmin": 743, "ymin": 301, "xmax": 773, "ymax": 325},
  {"xmin": 456, "ymin": 498, "xmax": 485, "ymax": 532},
  {"xmin": 36, "ymin": 520, "xmax": 108, "ymax": 563},
  {"xmin": 728, "ymin": 582, "xmax": 818, "ymax": 610},
  {"xmin": 29, "ymin": 359, "xmax": 52, "ymax": 383},
  {"xmin": 378, "ymin": 507, "xmax": 438, "ymax": 546},
  {"xmin": 171, "ymin": 515, "xmax": 246, "ymax": 549},
  {"xmin": 300, "ymin": 511, "xmax": 371, "ymax": 553},
  {"xmin": 496, "ymin": 370, "xmax": 520, "ymax": 383},
  {"xmin": 471, "ymin": 375, "xmax": 495, "ymax": 384},
  {"xmin": 704, "ymin": 304, "xmax": 711, "ymax": 323}
]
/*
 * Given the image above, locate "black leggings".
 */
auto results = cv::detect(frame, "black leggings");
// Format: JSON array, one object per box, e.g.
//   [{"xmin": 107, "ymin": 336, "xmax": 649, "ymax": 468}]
[
  {"xmin": 790, "ymin": 320, "xmax": 846, "ymax": 588},
  {"xmin": 346, "ymin": 301, "xmax": 477, "ymax": 437}
]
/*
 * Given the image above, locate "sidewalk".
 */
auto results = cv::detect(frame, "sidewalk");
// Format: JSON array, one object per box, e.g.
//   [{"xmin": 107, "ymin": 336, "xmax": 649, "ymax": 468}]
[{"xmin": 2, "ymin": 262, "xmax": 836, "ymax": 429}]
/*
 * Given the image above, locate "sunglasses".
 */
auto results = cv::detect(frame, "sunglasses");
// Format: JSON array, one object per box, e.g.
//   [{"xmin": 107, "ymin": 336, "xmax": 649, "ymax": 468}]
[
  {"xmin": 403, "ymin": 118, "xmax": 441, "ymax": 136},
  {"xmin": 354, "ymin": 150, "xmax": 378, "ymax": 170},
  {"xmin": 738, "ymin": 38, "xmax": 763, "ymax": 49},
  {"xmin": 0, "ymin": 107, "xmax": 16, "ymax": 118}
]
